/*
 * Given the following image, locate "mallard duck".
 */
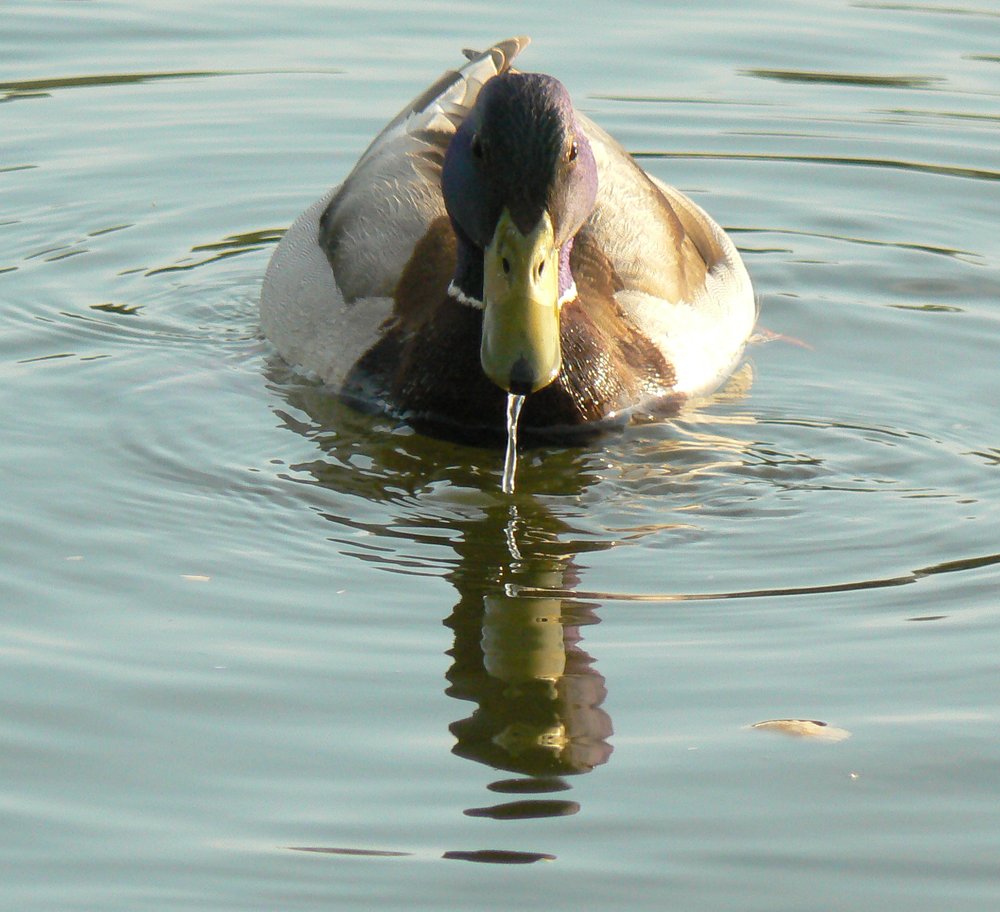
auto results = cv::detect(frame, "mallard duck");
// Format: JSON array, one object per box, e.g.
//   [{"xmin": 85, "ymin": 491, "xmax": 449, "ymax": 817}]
[{"xmin": 261, "ymin": 37, "xmax": 755, "ymax": 444}]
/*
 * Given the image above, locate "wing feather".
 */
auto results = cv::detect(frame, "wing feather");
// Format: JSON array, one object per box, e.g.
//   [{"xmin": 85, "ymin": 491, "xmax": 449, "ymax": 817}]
[{"xmin": 319, "ymin": 37, "xmax": 529, "ymax": 303}]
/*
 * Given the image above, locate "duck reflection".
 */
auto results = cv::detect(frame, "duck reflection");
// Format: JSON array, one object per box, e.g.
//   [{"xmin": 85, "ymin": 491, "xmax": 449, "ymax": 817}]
[
  {"xmin": 452, "ymin": 591, "xmax": 610, "ymax": 777},
  {"xmin": 267, "ymin": 360, "xmax": 756, "ymax": 814},
  {"xmin": 265, "ymin": 360, "xmax": 761, "ymax": 856},
  {"xmin": 267, "ymin": 368, "xmax": 615, "ymax": 807},
  {"xmin": 442, "ymin": 501, "xmax": 613, "ymax": 818}
]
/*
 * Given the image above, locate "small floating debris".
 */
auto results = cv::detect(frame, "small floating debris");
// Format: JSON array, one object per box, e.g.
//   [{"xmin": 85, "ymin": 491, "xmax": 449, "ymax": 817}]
[
  {"xmin": 750, "ymin": 718, "xmax": 851, "ymax": 742},
  {"xmin": 181, "ymin": 574, "xmax": 211, "ymax": 582}
]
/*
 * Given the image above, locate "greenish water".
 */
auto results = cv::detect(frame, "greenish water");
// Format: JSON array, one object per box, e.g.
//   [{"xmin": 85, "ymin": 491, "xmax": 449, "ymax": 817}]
[{"xmin": 3, "ymin": 2, "xmax": 999, "ymax": 910}]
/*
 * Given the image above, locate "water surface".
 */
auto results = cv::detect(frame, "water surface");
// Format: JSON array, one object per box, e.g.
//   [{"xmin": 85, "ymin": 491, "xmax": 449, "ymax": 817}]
[{"xmin": 3, "ymin": 2, "xmax": 999, "ymax": 910}]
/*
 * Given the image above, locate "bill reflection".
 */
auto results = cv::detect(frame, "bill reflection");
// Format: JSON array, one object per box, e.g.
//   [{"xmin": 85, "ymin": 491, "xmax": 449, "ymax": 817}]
[{"xmin": 445, "ymin": 506, "xmax": 613, "ymax": 818}]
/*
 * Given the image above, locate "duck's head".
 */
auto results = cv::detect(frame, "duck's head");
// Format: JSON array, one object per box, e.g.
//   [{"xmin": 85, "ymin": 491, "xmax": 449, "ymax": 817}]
[{"xmin": 442, "ymin": 72, "xmax": 598, "ymax": 395}]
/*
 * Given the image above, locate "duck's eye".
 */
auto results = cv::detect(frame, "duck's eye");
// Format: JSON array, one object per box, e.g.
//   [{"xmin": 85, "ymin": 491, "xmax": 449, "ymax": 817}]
[
  {"xmin": 567, "ymin": 140, "xmax": 579, "ymax": 163},
  {"xmin": 471, "ymin": 133, "xmax": 484, "ymax": 160}
]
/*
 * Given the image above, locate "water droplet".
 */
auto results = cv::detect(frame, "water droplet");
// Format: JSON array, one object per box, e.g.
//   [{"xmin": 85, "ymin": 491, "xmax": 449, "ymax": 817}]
[{"xmin": 501, "ymin": 393, "xmax": 525, "ymax": 494}]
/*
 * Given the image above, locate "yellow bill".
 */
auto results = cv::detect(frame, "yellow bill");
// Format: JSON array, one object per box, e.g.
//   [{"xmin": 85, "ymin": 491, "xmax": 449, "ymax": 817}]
[{"xmin": 480, "ymin": 208, "xmax": 562, "ymax": 394}]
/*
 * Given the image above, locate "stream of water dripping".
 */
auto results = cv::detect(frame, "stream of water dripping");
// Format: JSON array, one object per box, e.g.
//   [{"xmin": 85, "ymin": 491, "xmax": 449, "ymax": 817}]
[{"xmin": 501, "ymin": 393, "xmax": 526, "ymax": 494}]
